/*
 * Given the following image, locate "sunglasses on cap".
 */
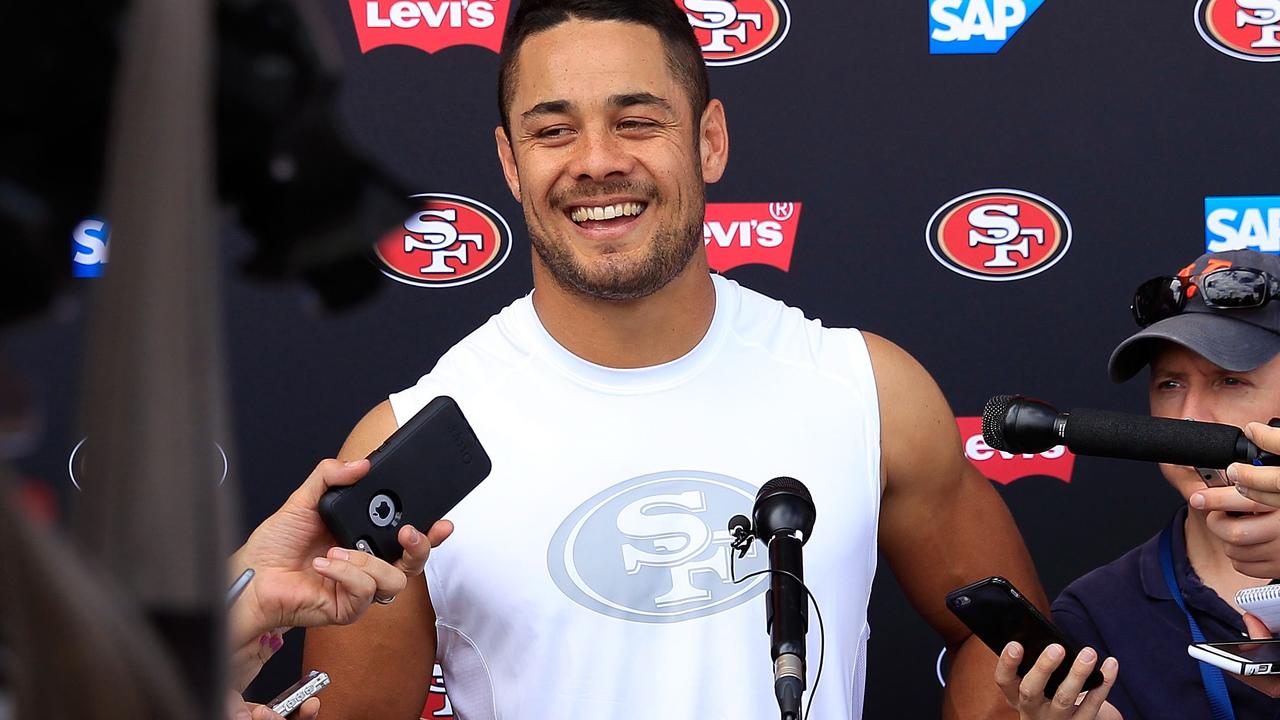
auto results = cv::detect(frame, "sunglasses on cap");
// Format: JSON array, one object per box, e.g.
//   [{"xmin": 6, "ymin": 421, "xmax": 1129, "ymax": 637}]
[{"xmin": 1131, "ymin": 267, "xmax": 1280, "ymax": 328}]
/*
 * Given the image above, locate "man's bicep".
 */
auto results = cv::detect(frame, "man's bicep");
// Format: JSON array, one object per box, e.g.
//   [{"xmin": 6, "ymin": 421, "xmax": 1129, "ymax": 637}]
[
  {"xmin": 302, "ymin": 580, "xmax": 437, "ymax": 720},
  {"xmin": 868, "ymin": 334, "xmax": 1044, "ymax": 645},
  {"xmin": 301, "ymin": 399, "xmax": 437, "ymax": 719},
  {"xmin": 338, "ymin": 400, "xmax": 398, "ymax": 461}
]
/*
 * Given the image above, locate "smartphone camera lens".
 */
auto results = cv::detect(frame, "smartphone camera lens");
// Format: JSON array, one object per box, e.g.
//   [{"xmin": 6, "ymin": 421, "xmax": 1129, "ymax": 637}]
[{"xmin": 953, "ymin": 595, "xmax": 971, "ymax": 608}]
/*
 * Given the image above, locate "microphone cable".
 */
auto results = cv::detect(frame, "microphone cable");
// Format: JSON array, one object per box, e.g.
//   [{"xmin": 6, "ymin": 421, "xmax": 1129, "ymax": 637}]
[{"xmin": 730, "ymin": 550, "xmax": 826, "ymax": 720}]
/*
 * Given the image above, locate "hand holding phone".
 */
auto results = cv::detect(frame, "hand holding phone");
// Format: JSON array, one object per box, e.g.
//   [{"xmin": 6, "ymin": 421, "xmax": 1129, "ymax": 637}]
[
  {"xmin": 319, "ymin": 396, "xmax": 490, "ymax": 563},
  {"xmin": 947, "ymin": 576, "xmax": 1107, "ymax": 698}
]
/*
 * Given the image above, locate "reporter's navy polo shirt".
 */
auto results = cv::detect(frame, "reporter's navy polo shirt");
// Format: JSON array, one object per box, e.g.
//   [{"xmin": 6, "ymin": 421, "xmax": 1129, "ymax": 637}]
[{"xmin": 1052, "ymin": 507, "xmax": 1280, "ymax": 719}]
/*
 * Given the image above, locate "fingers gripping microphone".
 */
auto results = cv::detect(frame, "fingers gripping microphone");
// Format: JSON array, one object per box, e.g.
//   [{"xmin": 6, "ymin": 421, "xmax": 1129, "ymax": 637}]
[
  {"xmin": 753, "ymin": 477, "xmax": 816, "ymax": 720},
  {"xmin": 982, "ymin": 395, "xmax": 1280, "ymax": 468}
]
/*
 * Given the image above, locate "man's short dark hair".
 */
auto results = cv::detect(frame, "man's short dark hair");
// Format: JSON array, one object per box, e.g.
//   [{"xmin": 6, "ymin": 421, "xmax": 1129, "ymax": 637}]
[{"xmin": 497, "ymin": 0, "xmax": 711, "ymax": 134}]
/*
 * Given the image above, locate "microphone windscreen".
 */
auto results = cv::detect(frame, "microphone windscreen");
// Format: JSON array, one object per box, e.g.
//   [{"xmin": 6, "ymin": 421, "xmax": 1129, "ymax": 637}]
[
  {"xmin": 1065, "ymin": 408, "xmax": 1243, "ymax": 468},
  {"xmin": 981, "ymin": 395, "xmax": 1016, "ymax": 451},
  {"xmin": 757, "ymin": 476, "xmax": 812, "ymax": 504}
]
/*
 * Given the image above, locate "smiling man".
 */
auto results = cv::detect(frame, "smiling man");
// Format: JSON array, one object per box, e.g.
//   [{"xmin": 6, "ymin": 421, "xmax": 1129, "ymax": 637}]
[{"xmin": 303, "ymin": 2, "xmax": 1043, "ymax": 718}]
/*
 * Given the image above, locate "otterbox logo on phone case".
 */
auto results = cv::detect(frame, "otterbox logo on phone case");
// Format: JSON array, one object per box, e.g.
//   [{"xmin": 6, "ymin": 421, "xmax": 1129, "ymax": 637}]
[{"xmin": 547, "ymin": 470, "xmax": 767, "ymax": 623}]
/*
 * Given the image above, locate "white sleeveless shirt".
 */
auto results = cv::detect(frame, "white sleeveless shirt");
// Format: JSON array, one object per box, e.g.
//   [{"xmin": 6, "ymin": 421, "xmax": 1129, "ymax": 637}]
[{"xmin": 388, "ymin": 274, "xmax": 882, "ymax": 719}]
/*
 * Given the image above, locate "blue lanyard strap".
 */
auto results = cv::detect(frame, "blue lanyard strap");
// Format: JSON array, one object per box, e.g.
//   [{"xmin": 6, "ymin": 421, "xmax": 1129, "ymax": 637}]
[{"xmin": 1159, "ymin": 524, "xmax": 1237, "ymax": 720}]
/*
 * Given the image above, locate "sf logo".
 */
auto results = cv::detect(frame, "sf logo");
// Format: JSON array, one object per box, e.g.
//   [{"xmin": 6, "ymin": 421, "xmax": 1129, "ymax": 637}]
[
  {"xmin": 684, "ymin": 0, "xmax": 764, "ymax": 53},
  {"xmin": 404, "ymin": 208, "xmax": 484, "ymax": 275},
  {"xmin": 617, "ymin": 490, "xmax": 756, "ymax": 608},
  {"xmin": 967, "ymin": 203, "xmax": 1046, "ymax": 269},
  {"xmin": 1239, "ymin": 0, "xmax": 1280, "ymax": 48}
]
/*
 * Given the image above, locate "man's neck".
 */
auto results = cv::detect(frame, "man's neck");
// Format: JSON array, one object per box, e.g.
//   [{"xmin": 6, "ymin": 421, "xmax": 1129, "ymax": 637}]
[
  {"xmin": 530, "ymin": 258, "xmax": 717, "ymax": 369},
  {"xmin": 1184, "ymin": 507, "xmax": 1268, "ymax": 613}
]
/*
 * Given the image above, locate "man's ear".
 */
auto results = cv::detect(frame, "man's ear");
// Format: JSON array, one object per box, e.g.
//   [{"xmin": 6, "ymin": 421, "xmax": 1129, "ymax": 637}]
[
  {"xmin": 699, "ymin": 99, "xmax": 729, "ymax": 184},
  {"xmin": 495, "ymin": 126, "xmax": 521, "ymax": 202}
]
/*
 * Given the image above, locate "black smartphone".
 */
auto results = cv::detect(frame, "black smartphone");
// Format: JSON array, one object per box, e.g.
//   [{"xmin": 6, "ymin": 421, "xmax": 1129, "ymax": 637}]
[
  {"xmin": 946, "ymin": 576, "xmax": 1104, "ymax": 698},
  {"xmin": 319, "ymin": 396, "xmax": 491, "ymax": 563}
]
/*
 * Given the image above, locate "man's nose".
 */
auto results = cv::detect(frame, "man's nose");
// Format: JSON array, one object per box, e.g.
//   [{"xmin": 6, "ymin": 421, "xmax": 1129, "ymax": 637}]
[
  {"xmin": 567, "ymin": 128, "xmax": 635, "ymax": 182},
  {"xmin": 1179, "ymin": 387, "xmax": 1219, "ymax": 425}
]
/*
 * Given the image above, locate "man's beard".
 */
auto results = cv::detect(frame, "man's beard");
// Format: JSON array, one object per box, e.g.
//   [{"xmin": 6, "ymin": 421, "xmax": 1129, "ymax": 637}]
[{"xmin": 528, "ymin": 183, "xmax": 704, "ymax": 302}]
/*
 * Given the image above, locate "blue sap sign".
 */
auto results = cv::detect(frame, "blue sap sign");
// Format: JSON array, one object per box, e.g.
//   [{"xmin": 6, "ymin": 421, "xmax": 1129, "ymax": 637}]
[
  {"xmin": 929, "ymin": 0, "xmax": 1045, "ymax": 55},
  {"xmin": 1205, "ymin": 196, "xmax": 1280, "ymax": 253},
  {"xmin": 71, "ymin": 217, "xmax": 110, "ymax": 278}
]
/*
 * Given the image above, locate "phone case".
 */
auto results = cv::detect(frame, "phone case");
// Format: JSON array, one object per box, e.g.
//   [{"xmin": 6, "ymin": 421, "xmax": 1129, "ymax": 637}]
[
  {"xmin": 946, "ymin": 576, "xmax": 1104, "ymax": 698},
  {"xmin": 1188, "ymin": 642, "xmax": 1280, "ymax": 676},
  {"xmin": 319, "ymin": 396, "xmax": 491, "ymax": 562}
]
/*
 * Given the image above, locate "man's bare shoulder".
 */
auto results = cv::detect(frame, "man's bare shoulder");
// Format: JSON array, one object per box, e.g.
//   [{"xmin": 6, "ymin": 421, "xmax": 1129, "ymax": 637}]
[{"xmin": 339, "ymin": 400, "xmax": 398, "ymax": 461}]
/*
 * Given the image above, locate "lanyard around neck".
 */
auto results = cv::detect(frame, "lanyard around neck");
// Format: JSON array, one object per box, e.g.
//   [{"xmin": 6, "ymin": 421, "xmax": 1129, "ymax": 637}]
[{"xmin": 1159, "ymin": 523, "xmax": 1237, "ymax": 720}]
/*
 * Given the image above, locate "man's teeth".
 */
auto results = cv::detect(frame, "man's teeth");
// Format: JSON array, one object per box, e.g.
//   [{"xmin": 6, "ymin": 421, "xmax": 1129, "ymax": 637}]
[{"xmin": 570, "ymin": 202, "xmax": 645, "ymax": 224}]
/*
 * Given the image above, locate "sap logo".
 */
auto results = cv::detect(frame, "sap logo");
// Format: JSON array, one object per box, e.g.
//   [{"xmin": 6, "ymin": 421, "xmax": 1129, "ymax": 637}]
[
  {"xmin": 678, "ymin": 0, "xmax": 791, "ymax": 66},
  {"xmin": 1205, "ymin": 196, "xmax": 1280, "ymax": 253},
  {"xmin": 72, "ymin": 217, "xmax": 110, "ymax": 278},
  {"xmin": 957, "ymin": 417, "xmax": 1075, "ymax": 485},
  {"xmin": 703, "ymin": 202, "xmax": 802, "ymax": 273},
  {"xmin": 547, "ymin": 471, "xmax": 767, "ymax": 623},
  {"xmin": 929, "ymin": 0, "xmax": 1046, "ymax": 55},
  {"xmin": 374, "ymin": 193, "xmax": 511, "ymax": 288},
  {"xmin": 1196, "ymin": 0, "xmax": 1280, "ymax": 62},
  {"xmin": 926, "ymin": 189, "xmax": 1071, "ymax": 281},
  {"xmin": 348, "ymin": 1, "xmax": 509, "ymax": 55}
]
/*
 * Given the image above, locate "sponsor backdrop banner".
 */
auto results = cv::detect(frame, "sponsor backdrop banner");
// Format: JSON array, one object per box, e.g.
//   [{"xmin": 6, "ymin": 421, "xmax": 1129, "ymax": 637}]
[{"xmin": 7, "ymin": 1, "xmax": 1279, "ymax": 716}]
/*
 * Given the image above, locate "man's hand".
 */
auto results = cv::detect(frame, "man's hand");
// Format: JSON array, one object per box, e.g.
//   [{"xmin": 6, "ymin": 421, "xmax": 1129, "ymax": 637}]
[
  {"xmin": 1237, "ymin": 613, "xmax": 1280, "ymax": 698},
  {"xmin": 994, "ymin": 642, "xmax": 1121, "ymax": 720},
  {"xmin": 229, "ymin": 458, "xmax": 453, "ymax": 649},
  {"xmin": 1187, "ymin": 485, "xmax": 1280, "ymax": 579},
  {"xmin": 1224, "ymin": 422, "xmax": 1280, "ymax": 509}
]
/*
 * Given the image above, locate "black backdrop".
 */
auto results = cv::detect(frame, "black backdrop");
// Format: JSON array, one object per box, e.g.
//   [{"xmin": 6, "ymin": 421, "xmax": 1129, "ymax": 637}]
[{"xmin": 9, "ymin": 1, "xmax": 1280, "ymax": 716}]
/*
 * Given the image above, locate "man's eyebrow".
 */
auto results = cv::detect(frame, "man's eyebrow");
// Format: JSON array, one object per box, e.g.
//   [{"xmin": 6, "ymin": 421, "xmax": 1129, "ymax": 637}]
[
  {"xmin": 610, "ymin": 92, "xmax": 673, "ymax": 112},
  {"xmin": 521, "ymin": 99, "xmax": 574, "ymax": 122}
]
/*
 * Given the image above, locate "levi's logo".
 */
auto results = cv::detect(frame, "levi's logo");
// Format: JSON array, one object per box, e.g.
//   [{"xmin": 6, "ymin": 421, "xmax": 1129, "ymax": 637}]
[
  {"xmin": 703, "ymin": 202, "xmax": 802, "ymax": 273},
  {"xmin": 348, "ymin": 1, "xmax": 509, "ymax": 55},
  {"xmin": 1196, "ymin": 0, "xmax": 1280, "ymax": 62},
  {"xmin": 958, "ymin": 417, "xmax": 1076, "ymax": 485},
  {"xmin": 374, "ymin": 193, "xmax": 512, "ymax": 288},
  {"xmin": 678, "ymin": 0, "xmax": 792, "ymax": 66},
  {"xmin": 927, "ymin": 189, "xmax": 1071, "ymax": 281}
]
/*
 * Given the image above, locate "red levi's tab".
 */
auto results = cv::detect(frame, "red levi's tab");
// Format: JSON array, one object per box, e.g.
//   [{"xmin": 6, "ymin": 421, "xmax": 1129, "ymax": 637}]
[
  {"xmin": 703, "ymin": 202, "xmax": 802, "ymax": 273},
  {"xmin": 349, "ymin": 1, "xmax": 510, "ymax": 55},
  {"xmin": 956, "ymin": 417, "xmax": 1076, "ymax": 485}
]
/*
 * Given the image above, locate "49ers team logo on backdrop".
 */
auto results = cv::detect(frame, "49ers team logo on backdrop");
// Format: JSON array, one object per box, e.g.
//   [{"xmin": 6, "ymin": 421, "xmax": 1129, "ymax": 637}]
[
  {"xmin": 375, "ymin": 193, "xmax": 511, "ymax": 288},
  {"xmin": 926, "ymin": 189, "xmax": 1071, "ymax": 282},
  {"xmin": 703, "ymin": 202, "xmax": 802, "ymax": 272},
  {"xmin": 348, "ymin": 1, "xmax": 509, "ymax": 55},
  {"xmin": 678, "ymin": 0, "xmax": 791, "ymax": 66},
  {"xmin": 1196, "ymin": 0, "xmax": 1280, "ymax": 61}
]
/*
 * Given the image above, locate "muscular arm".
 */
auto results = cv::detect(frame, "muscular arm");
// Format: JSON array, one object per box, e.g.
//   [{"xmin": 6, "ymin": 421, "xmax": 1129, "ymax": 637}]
[
  {"xmin": 866, "ymin": 333, "xmax": 1044, "ymax": 720},
  {"xmin": 301, "ymin": 400, "xmax": 437, "ymax": 720}
]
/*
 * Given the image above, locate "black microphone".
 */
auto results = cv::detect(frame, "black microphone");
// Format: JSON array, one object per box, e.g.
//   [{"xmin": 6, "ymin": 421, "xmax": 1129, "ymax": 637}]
[
  {"xmin": 752, "ymin": 477, "xmax": 816, "ymax": 720},
  {"xmin": 982, "ymin": 395, "xmax": 1280, "ymax": 469}
]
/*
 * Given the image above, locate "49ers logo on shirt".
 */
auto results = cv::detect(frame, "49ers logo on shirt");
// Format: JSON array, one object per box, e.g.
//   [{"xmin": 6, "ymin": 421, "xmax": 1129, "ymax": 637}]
[
  {"xmin": 704, "ymin": 202, "xmax": 802, "ymax": 272},
  {"xmin": 926, "ymin": 189, "xmax": 1071, "ymax": 282},
  {"xmin": 348, "ymin": 1, "xmax": 509, "ymax": 55},
  {"xmin": 678, "ymin": 0, "xmax": 791, "ymax": 66},
  {"xmin": 957, "ymin": 417, "xmax": 1076, "ymax": 485},
  {"xmin": 1196, "ymin": 0, "xmax": 1280, "ymax": 62},
  {"xmin": 375, "ymin": 193, "xmax": 512, "ymax": 288}
]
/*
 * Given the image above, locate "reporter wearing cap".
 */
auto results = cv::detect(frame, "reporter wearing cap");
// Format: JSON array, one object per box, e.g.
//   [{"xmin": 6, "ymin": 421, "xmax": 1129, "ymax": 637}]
[
  {"xmin": 224, "ymin": 458, "xmax": 452, "ymax": 720},
  {"xmin": 999, "ymin": 250, "xmax": 1280, "ymax": 719}
]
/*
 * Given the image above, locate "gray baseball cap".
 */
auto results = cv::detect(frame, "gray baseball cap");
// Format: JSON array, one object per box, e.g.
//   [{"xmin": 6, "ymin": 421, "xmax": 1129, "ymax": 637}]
[{"xmin": 1109, "ymin": 249, "xmax": 1280, "ymax": 382}]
